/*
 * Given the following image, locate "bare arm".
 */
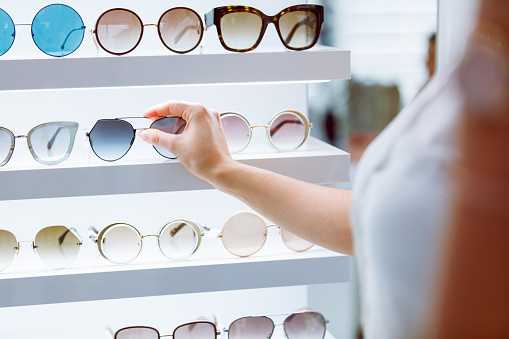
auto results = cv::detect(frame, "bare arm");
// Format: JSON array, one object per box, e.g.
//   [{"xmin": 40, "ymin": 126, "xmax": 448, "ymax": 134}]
[
  {"xmin": 432, "ymin": 1, "xmax": 509, "ymax": 336},
  {"xmin": 138, "ymin": 101, "xmax": 353, "ymax": 255}
]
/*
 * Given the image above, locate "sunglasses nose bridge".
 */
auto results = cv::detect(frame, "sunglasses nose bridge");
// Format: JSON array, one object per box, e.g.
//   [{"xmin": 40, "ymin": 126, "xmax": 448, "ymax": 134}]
[{"xmin": 143, "ymin": 23, "xmax": 158, "ymax": 27}]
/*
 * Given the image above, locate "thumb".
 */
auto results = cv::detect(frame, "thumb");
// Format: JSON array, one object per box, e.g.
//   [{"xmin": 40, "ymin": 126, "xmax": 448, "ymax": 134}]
[{"xmin": 137, "ymin": 129, "xmax": 178, "ymax": 153}]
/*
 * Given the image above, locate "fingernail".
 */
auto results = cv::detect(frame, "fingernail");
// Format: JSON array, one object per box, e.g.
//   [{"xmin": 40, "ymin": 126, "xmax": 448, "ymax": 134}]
[{"xmin": 138, "ymin": 130, "xmax": 148, "ymax": 141}]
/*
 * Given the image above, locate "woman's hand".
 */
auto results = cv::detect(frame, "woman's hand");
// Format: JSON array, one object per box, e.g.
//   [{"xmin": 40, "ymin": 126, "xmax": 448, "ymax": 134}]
[{"xmin": 138, "ymin": 101, "xmax": 237, "ymax": 185}]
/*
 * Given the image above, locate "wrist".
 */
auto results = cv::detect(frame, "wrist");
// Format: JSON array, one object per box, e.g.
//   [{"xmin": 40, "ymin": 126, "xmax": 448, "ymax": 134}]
[{"xmin": 208, "ymin": 159, "xmax": 247, "ymax": 194}]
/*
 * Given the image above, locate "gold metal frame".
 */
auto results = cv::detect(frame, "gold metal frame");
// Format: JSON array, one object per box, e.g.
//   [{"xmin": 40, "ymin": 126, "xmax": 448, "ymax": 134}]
[
  {"xmin": 0, "ymin": 226, "xmax": 82, "ymax": 272},
  {"xmin": 204, "ymin": 211, "xmax": 314, "ymax": 258},
  {"xmin": 89, "ymin": 219, "xmax": 203, "ymax": 264},
  {"xmin": 220, "ymin": 110, "xmax": 312, "ymax": 153}
]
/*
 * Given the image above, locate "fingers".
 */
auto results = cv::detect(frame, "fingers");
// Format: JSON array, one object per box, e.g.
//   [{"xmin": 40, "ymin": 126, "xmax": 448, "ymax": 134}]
[
  {"xmin": 137, "ymin": 129, "xmax": 178, "ymax": 153},
  {"xmin": 142, "ymin": 101, "xmax": 209, "ymax": 121}
]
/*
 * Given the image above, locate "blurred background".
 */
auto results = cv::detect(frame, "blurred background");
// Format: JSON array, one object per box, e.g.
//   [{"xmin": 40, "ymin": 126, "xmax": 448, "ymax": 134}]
[
  {"xmin": 309, "ymin": 0, "xmax": 437, "ymax": 164},
  {"xmin": 306, "ymin": 1, "xmax": 438, "ymax": 337}
]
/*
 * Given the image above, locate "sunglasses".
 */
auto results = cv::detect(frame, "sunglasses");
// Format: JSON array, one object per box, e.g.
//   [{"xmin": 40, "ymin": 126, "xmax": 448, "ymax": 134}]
[
  {"xmin": 204, "ymin": 211, "xmax": 314, "ymax": 257},
  {"xmin": 0, "ymin": 226, "xmax": 82, "ymax": 272},
  {"xmin": 225, "ymin": 311, "xmax": 328, "ymax": 339},
  {"xmin": 205, "ymin": 5, "xmax": 324, "ymax": 52},
  {"xmin": 0, "ymin": 121, "xmax": 79, "ymax": 167},
  {"xmin": 0, "ymin": 4, "xmax": 85, "ymax": 57},
  {"xmin": 88, "ymin": 219, "xmax": 204, "ymax": 264},
  {"xmin": 112, "ymin": 311, "xmax": 327, "ymax": 339},
  {"xmin": 220, "ymin": 110, "xmax": 312, "ymax": 153},
  {"xmin": 92, "ymin": 7, "xmax": 204, "ymax": 55},
  {"xmin": 86, "ymin": 117, "xmax": 186, "ymax": 162},
  {"xmin": 113, "ymin": 321, "xmax": 219, "ymax": 339}
]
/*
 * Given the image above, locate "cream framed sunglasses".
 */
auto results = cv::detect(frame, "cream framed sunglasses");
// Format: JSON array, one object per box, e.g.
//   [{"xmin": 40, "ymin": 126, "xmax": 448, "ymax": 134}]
[
  {"xmin": 0, "ymin": 121, "xmax": 79, "ymax": 167},
  {"xmin": 88, "ymin": 219, "xmax": 204, "ymax": 264},
  {"xmin": 0, "ymin": 226, "xmax": 82, "ymax": 271},
  {"xmin": 220, "ymin": 110, "xmax": 312, "ymax": 153},
  {"xmin": 205, "ymin": 211, "xmax": 314, "ymax": 257}
]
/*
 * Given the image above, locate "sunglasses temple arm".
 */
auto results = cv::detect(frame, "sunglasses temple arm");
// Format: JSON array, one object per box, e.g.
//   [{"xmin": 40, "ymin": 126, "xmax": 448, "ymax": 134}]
[
  {"xmin": 204, "ymin": 10, "xmax": 215, "ymax": 29},
  {"xmin": 47, "ymin": 127, "xmax": 66, "ymax": 150},
  {"xmin": 284, "ymin": 16, "xmax": 311, "ymax": 45},
  {"xmin": 60, "ymin": 26, "xmax": 86, "ymax": 50},
  {"xmin": 270, "ymin": 120, "xmax": 312, "ymax": 136},
  {"xmin": 105, "ymin": 326, "xmax": 115, "ymax": 339},
  {"xmin": 174, "ymin": 25, "xmax": 202, "ymax": 44},
  {"xmin": 202, "ymin": 226, "xmax": 222, "ymax": 238},
  {"xmin": 88, "ymin": 226, "xmax": 99, "ymax": 243}
]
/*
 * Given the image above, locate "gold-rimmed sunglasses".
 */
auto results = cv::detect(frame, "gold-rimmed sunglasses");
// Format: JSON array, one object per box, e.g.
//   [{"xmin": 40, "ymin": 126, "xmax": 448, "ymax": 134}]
[
  {"xmin": 204, "ymin": 211, "xmax": 314, "ymax": 257},
  {"xmin": 0, "ymin": 226, "xmax": 82, "ymax": 271},
  {"xmin": 220, "ymin": 110, "xmax": 312, "ymax": 153},
  {"xmin": 88, "ymin": 219, "xmax": 204, "ymax": 264},
  {"xmin": 91, "ymin": 7, "xmax": 204, "ymax": 55}
]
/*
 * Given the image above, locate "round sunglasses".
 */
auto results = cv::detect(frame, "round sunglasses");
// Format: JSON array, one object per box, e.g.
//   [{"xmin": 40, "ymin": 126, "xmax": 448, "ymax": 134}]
[
  {"xmin": 205, "ymin": 211, "xmax": 314, "ymax": 257},
  {"xmin": 0, "ymin": 4, "xmax": 85, "ymax": 57},
  {"xmin": 114, "ymin": 321, "xmax": 218, "ymax": 339},
  {"xmin": 220, "ymin": 110, "xmax": 312, "ymax": 153},
  {"xmin": 205, "ymin": 5, "xmax": 324, "ymax": 52},
  {"xmin": 92, "ymin": 7, "xmax": 204, "ymax": 55},
  {"xmin": 0, "ymin": 226, "xmax": 82, "ymax": 271},
  {"xmin": 87, "ymin": 117, "xmax": 186, "ymax": 162},
  {"xmin": 0, "ymin": 122, "xmax": 79, "ymax": 167},
  {"xmin": 88, "ymin": 219, "xmax": 204, "ymax": 264}
]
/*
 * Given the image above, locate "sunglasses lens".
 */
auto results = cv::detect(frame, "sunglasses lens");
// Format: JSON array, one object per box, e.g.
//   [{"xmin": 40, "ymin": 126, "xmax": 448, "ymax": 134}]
[
  {"xmin": 159, "ymin": 221, "xmax": 198, "ymax": 260},
  {"xmin": 280, "ymin": 228, "xmax": 314, "ymax": 252},
  {"xmin": 229, "ymin": 317, "xmax": 273, "ymax": 339},
  {"xmin": 34, "ymin": 226, "xmax": 80, "ymax": 268},
  {"xmin": 116, "ymin": 327, "xmax": 159, "ymax": 339},
  {"xmin": 31, "ymin": 4, "xmax": 84, "ymax": 57},
  {"xmin": 269, "ymin": 113, "xmax": 306, "ymax": 151},
  {"xmin": 150, "ymin": 117, "xmax": 186, "ymax": 159},
  {"xmin": 159, "ymin": 8, "xmax": 202, "ymax": 53},
  {"xmin": 100, "ymin": 224, "xmax": 141, "ymax": 264},
  {"xmin": 29, "ymin": 122, "xmax": 78, "ymax": 165},
  {"xmin": 96, "ymin": 9, "xmax": 142, "ymax": 55},
  {"xmin": 0, "ymin": 9, "xmax": 15, "ymax": 56},
  {"xmin": 284, "ymin": 312, "xmax": 326, "ymax": 339},
  {"xmin": 0, "ymin": 230, "xmax": 17, "ymax": 272},
  {"xmin": 222, "ymin": 212, "xmax": 267, "ymax": 257},
  {"xmin": 279, "ymin": 10, "xmax": 319, "ymax": 50},
  {"xmin": 174, "ymin": 321, "xmax": 216, "ymax": 339},
  {"xmin": 89, "ymin": 120, "xmax": 134, "ymax": 161},
  {"xmin": 221, "ymin": 115, "xmax": 250, "ymax": 153},
  {"xmin": 0, "ymin": 127, "xmax": 14, "ymax": 166},
  {"xmin": 220, "ymin": 12, "xmax": 262, "ymax": 51}
]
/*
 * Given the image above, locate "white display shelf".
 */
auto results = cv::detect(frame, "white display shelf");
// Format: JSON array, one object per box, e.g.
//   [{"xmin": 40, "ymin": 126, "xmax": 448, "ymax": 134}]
[
  {"xmin": 0, "ymin": 137, "xmax": 350, "ymax": 201},
  {"xmin": 0, "ymin": 46, "xmax": 350, "ymax": 91},
  {"xmin": 0, "ymin": 248, "xmax": 350, "ymax": 308}
]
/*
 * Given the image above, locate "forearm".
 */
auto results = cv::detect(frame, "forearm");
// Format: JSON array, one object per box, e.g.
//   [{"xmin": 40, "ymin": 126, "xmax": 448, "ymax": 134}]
[{"xmin": 211, "ymin": 161, "xmax": 353, "ymax": 256}]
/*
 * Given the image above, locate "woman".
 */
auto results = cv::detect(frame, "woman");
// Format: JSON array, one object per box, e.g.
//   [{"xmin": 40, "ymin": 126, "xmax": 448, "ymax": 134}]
[{"xmin": 137, "ymin": 0, "xmax": 508, "ymax": 336}]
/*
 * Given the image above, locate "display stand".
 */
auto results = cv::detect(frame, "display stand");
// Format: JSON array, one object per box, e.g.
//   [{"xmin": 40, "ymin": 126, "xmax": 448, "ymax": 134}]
[{"xmin": 0, "ymin": 1, "xmax": 351, "ymax": 337}]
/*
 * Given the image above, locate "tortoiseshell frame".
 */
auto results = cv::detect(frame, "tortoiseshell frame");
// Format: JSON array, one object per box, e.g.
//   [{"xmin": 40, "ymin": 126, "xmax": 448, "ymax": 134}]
[{"xmin": 205, "ymin": 4, "xmax": 324, "ymax": 52}]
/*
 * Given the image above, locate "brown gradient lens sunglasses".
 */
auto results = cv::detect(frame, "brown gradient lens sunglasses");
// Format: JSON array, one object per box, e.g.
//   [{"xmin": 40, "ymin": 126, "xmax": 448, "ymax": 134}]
[{"xmin": 205, "ymin": 4, "xmax": 324, "ymax": 52}]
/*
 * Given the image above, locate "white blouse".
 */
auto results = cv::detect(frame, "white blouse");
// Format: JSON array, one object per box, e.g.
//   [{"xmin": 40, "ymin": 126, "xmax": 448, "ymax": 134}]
[{"xmin": 351, "ymin": 68, "xmax": 462, "ymax": 338}]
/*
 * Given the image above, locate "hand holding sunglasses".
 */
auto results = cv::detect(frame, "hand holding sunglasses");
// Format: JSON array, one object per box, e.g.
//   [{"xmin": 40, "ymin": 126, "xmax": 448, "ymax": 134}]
[
  {"xmin": 205, "ymin": 5, "xmax": 324, "ymax": 52},
  {"xmin": 87, "ymin": 117, "xmax": 186, "ymax": 162}
]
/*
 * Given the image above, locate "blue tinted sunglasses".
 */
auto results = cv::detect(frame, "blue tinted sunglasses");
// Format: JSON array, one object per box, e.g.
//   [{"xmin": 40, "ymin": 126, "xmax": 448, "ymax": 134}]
[{"xmin": 0, "ymin": 4, "xmax": 85, "ymax": 57}]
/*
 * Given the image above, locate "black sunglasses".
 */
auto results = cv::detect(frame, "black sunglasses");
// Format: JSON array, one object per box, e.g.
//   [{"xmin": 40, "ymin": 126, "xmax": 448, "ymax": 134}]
[{"xmin": 86, "ymin": 117, "xmax": 186, "ymax": 162}]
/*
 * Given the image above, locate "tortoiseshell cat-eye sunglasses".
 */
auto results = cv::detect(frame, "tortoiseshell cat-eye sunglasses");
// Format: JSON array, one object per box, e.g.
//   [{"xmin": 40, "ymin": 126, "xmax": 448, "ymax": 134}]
[{"xmin": 205, "ymin": 4, "xmax": 324, "ymax": 52}]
